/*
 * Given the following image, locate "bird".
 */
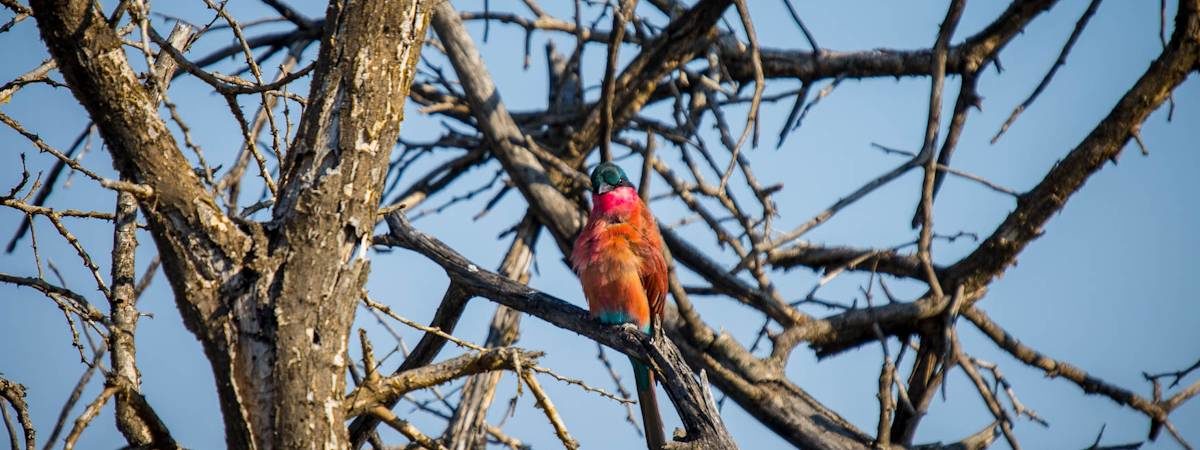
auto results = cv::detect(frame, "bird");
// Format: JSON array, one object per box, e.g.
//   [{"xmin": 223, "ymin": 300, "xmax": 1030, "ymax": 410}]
[{"xmin": 571, "ymin": 161, "xmax": 668, "ymax": 450}]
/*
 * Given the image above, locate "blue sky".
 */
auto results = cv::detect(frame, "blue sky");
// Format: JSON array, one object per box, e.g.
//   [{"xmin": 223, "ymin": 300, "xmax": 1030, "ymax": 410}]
[{"xmin": 1, "ymin": 1, "xmax": 1197, "ymax": 449}]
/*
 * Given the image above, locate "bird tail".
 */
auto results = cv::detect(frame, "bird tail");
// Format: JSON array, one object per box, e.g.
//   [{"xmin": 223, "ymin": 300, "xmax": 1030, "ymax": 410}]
[{"xmin": 631, "ymin": 356, "xmax": 666, "ymax": 450}]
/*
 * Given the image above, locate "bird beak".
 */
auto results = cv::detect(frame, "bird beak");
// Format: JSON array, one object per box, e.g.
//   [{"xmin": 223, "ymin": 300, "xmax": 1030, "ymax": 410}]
[{"xmin": 597, "ymin": 183, "xmax": 615, "ymax": 194}]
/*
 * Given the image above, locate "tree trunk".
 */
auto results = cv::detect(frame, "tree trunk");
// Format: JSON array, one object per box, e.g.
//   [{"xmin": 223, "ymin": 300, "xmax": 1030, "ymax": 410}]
[{"xmin": 30, "ymin": 0, "xmax": 434, "ymax": 447}]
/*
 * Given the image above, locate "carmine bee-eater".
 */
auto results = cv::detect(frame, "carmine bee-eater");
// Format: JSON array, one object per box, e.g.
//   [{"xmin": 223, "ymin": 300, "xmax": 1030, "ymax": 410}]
[{"xmin": 571, "ymin": 162, "xmax": 668, "ymax": 450}]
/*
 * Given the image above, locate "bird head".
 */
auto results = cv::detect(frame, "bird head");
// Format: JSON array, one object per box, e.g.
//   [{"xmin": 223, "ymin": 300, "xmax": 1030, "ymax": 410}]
[{"xmin": 590, "ymin": 162, "xmax": 634, "ymax": 195}]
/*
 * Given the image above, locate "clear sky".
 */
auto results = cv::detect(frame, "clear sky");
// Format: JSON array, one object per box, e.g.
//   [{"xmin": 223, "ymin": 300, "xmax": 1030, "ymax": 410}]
[{"xmin": 1, "ymin": 1, "xmax": 1197, "ymax": 449}]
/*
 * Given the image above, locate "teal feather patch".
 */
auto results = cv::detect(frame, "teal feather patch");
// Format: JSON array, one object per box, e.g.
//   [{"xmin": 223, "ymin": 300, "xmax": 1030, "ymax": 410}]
[{"xmin": 596, "ymin": 311, "xmax": 651, "ymax": 333}]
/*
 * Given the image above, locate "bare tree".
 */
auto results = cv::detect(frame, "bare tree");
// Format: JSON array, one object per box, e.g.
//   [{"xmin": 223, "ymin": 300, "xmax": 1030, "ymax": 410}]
[{"xmin": 1, "ymin": 0, "xmax": 1198, "ymax": 449}]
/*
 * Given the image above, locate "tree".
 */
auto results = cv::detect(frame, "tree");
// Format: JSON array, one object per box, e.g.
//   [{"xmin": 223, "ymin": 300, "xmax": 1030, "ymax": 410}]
[{"xmin": 1, "ymin": 0, "xmax": 1197, "ymax": 449}]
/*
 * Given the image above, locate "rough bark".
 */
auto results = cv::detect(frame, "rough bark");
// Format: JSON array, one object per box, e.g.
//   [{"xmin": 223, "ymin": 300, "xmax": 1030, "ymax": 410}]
[
  {"xmin": 108, "ymin": 191, "xmax": 154, "ymax": 446},
  {"xmin": 0, "ymin": 378, "xmax": 34, "ymax": 450},
  {"xmin": 251, "ymin": 1, "xmax": 433, "ymax": 447},
  {"xmin": 108, "ymin": 23, "xmax": 193, "ymax": 449},
  {"xmin": 30, "ymin": 0, "xmax": 434, "ymax": 447}
]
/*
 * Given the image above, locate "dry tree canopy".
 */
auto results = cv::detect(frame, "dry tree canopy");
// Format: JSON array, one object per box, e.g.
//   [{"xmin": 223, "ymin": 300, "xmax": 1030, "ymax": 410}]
[{"xmin": 0, "ymin": 0, "xmax": 1198, "ymax": 449}]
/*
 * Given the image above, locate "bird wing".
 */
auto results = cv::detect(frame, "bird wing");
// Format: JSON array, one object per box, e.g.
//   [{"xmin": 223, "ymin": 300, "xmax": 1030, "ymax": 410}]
[{"xmin": 633, "ymin": 206, "xmax": 668, "ymax": 323}]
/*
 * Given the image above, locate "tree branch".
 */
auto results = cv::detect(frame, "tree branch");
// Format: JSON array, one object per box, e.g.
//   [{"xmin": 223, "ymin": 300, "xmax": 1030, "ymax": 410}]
[
  {"xmin": 383, "ymin": 212, "xmax": 738, "ymax": 449},
  {"xmin": 344, "ymin": 347, "xmax": 543, "ymax": 417},
  {"xmin": 0, "ymin": 378, "xmax": 34, "ymax": 450}
]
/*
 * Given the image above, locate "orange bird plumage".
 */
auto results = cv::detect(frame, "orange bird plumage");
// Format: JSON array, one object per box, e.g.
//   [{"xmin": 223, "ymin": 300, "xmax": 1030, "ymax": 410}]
[{"xmin": 571, "ymin": 162, "xmax": 668, "ymax": 450}]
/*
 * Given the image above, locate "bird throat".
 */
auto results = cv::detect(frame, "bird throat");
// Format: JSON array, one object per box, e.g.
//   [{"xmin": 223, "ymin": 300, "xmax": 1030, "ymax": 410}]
[{"xmin": 593, "ymin": 185, "xmax": 639, "ymax": 217}]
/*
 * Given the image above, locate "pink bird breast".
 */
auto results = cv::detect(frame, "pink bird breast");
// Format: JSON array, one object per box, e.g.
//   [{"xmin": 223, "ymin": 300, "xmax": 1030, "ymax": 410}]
[{"xmin": 593, "ymin": 185, "xmax": 639, "ymax": 215}]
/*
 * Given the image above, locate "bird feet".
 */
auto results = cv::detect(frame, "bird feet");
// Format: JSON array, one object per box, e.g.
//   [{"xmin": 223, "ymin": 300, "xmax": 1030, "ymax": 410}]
[{"xmin": 620, "ymin": 322, "xmax": 643, "ymax": 334}]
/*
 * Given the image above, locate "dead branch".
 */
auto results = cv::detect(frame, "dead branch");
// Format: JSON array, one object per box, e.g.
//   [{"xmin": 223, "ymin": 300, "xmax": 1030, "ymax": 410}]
[
  {"xmin": 344, "ymin": 347, "xmax": 544, "ymax": 418},
  {"xmin": 962, "ymin": 306, "xmax": 1181, "ymax": 437},
  {"xmin": 62, "ymin": 385, "xmax": 116, "ymax": 450},
  {"xmin": 521, "ymin": 370, "xmax": 580, "ymax": 450},
  {"xmin": 0, "ymin": 378, "xmax": 34, "ymax": 450},
  {"xmin": 369, "ymin": 406, "xmax": 448, "ymax": 450}
]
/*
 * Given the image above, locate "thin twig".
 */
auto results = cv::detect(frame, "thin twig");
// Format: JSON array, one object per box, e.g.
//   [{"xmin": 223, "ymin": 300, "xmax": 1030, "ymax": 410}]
[
  {"xmin": 520, "ymin": 370, "xmax": 580, "ymax": 450},
  {"xmin": 599, "ymin": 0, "xmax": 638, "ymax": 163},
  {"xmin": 369, "ymin": 406, "xmax": 448, "ymax": 450},
  {"xmin": 63, "ymin": 386, "xmax": 118, "ymax": 450},
  {"xmin": 0, "ymin": 112, "xmax": 153, "ymax": 197},
  {"xmin": 362, "ymin": 295, "xmax": 632, "ymax": 404},
  {"xmin": 43, "ymin": 344, "xmax": 107, "ymax": 450},
  {"xmin": 718, "ymin": 0, "xmax": 765, "ymax": 191},
  {"xmin": 991, "ymin": 0, "xmax": 1103, "ymax": 144}
]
